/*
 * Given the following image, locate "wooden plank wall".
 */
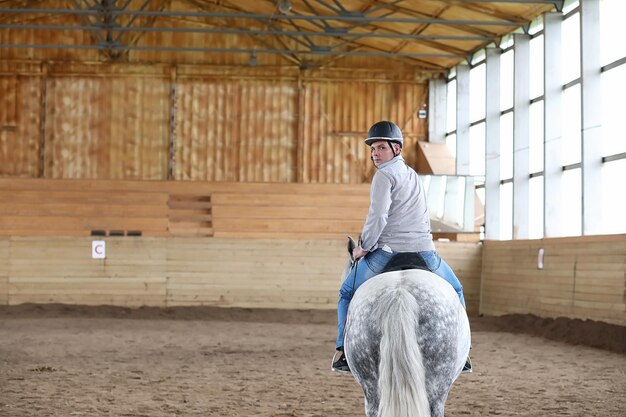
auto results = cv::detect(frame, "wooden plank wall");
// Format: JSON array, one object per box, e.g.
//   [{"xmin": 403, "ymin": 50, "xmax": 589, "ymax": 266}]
[
  {"xmin": 437, "ymin": 242, "xmax": 482, "ymax": 316},
  {"xmin": 0, "ymin": 237, "xmax": 8, "ymax": 304},
  {"xmin": 0, "ymin": 178, "xmax": 370, "ymax": 239},
  {"xmin": 0, "ymin": 237, "xmax": 482, "ymax": 313},
  {"xmin": 166, "ymin": 238, "xmax": 346, "ymax": 309},
  {"xmin": 481, "ymin": 236, "xmax": 626, "ymax": 326},
  {"xmin": 0, "ymin": 61, "xmax": 428, "ymax": 184},
  {"xmin": 7, "ymin": 237, "xmax": 166, "ymax": 307}
]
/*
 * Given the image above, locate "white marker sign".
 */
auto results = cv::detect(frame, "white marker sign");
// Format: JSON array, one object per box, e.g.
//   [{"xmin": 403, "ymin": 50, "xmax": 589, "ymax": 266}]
[{"xmin": 92, "ymin": 240, "xmax": 106, "ymax": 259}]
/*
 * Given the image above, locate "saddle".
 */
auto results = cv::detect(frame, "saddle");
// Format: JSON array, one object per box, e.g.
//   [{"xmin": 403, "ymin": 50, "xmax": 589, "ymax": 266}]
[{"xmin": 382, "ymin": 252, "xmax": 431, "ymax": 274}]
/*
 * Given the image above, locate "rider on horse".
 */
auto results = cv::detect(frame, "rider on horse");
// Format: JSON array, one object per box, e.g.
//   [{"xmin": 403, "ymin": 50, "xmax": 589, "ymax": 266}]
[{"xmin": 332, "ymin": 120, "xmax": 471, "ymax": 374}]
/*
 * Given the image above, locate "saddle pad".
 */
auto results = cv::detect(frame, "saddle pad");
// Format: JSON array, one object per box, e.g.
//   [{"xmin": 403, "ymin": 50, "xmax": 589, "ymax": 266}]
[{"xmin": 382, "ymin": 252, "xmax": 431, "ymax": 273}]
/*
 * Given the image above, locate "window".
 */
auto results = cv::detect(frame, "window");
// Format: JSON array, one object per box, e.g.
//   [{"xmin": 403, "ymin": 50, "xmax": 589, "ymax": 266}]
[
  {"xmin": 561, "ymin": 84, "xmax": 581, "ymax": 166},
  {"xmin": 529, "ymin": 175, "xmax": 544, "ymax": 239},
  {"xmin": 601, "ymin": 64, "xmax": 626, "ymax": 157},
  {"xmin": 530, "ymin": 35, "xmax": 544, "ymax": 99},
  {"xmin": 446, "ymin": 79, "xmax": 457, "ymax": 134},
  {"xmin": 469, "ymin": 122, "xmax": 485, "ymax": 176},
  {"xmin": 529, "ymin": 101, "xmax": 544, "ymax": 174},
  {"xmin": 500, "ymin": 50, "xmax": 514, "ymax": 111},
  {"xmin": 500, "ymin": 113, "xmax": 513, "ymax": 180},
  {"xmin": 500, "ymin": 182, "xmax": 513, "ymax": 240},
  {"xmin": 561, "ymin": 168, "xmax": 582, "ymax": 236},
  {"xmin": 562, "ymin": 12, "xmax": 581, "ymax": 84},
  {"xmin": 601, "ymin": 159, "xmax": 626, "ymax": 234},
  {"xmin": 600, "ymin": 0, "xmax": 626, "ymax": 66},
  {"xmin": 470, "ymin": 64, "xmax": 486, "ymax": 122}
]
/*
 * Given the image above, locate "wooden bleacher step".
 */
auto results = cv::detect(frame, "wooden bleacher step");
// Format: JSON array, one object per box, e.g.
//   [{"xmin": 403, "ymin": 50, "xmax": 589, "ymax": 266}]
[{"xmin": 168, "ymin": 195, "xmax": 213, "ymax": 237}]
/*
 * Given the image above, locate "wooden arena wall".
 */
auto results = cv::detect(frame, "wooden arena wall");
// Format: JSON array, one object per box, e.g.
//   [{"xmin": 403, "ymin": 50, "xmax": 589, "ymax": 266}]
[
  {"xmin": 0, "ymin": 237, "xmax": 482, "ymax": 314},
  {"xmin": 0, "ymin": 178, "xmax": 482, "ymax": 313},
  {"xmin": 0, "ymin": 60, "xmax": 428, "ymax": 184},
  {"xmin": 481, "ymin": 236, "xmax": 626, "ymax": 326},
  {"xmin": 1, "ymin": 178, "xmax": 624, "ymax": 325}
]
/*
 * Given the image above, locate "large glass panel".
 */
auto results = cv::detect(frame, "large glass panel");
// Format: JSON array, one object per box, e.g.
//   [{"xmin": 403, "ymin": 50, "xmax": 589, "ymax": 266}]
[
  {"xmin": 563, "ymin": 0, "xmax": 580, "ymax": 14},
  {"xmin": 529, "ymin": 35, "xmax": 544, "ymax": 99},
  {"xmin": 601, "ymin": 159, "xmax": 626, "ymax": 234},
  {"xmin": 446, "ymin": 133, "xmax": 456, "ymax": 159},
  {"xmin": 422, "ymin": 175, "xmax": 476, "ymax": 233},
  {"xmin": 470, "ymin": 63, "xmax": 486, "ymax": 122},
  {"xmin": 500, "ymin": 112, "xmax": 513, "ymax": 180},
  {"xmin": 500, "ymin": 182, "xmax": 513, "ymax": 240},
  {"xmin": 529, "ymin": 101, "xmax": 544, "ymax": 174},
  {"xmin": 446, "ymin": 79, "xmax": 457, "ymax": 134},
  {"xmin": 500, "ymin": 50, "xmax": 514, "ymax": 111},
  {"xmin": 561, "ymin": 168, "xmax": 582, "ymax": 236},
  {"xmin": 601, "ymin": 65, "xmax": 626, "ymax": 156},
  {"xmin": 562, "ymin": 84, "xmax": 581, "ymax": 166},
  {"xmin": 529, "ymin": 175, "xmax": 544, "ymax": 239},
  {"xmin": 600, "ymin": 0, "xmax": 626, "ymax": 66},
  {"xmin": 469, "ymin": 122, "xmax": 485, "ymax": 176},
  {"xmin": 562, "ymin": 12, "xmax": 581, "ymax": 84}
]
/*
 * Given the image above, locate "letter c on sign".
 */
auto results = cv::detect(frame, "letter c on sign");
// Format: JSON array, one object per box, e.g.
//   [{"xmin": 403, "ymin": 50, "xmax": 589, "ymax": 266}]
[{"xmin": 92, "ymin": 240, "xmax": 106, "ymax": 259}]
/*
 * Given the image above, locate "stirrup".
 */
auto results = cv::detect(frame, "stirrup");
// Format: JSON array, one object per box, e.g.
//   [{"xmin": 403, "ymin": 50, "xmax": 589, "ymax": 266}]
[
  {"xmin": 462, "ymin": 356, "xmax": 473, "ymax": 374},
  {"xmin": 330, "ymin": 351, "xmax": 351, "ymax": 374}
]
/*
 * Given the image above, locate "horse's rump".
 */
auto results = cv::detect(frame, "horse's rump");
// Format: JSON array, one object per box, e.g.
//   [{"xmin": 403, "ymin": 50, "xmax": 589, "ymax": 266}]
[{"xmin": 344, "ymin": 269, "xmax": 470, "ymax": 417}]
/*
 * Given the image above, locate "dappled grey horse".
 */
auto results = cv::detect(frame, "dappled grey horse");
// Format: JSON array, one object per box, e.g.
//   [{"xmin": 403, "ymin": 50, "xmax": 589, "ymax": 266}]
[{"xmin": 342, "ymin": 250, "xmax": 471, "ymax": 417}]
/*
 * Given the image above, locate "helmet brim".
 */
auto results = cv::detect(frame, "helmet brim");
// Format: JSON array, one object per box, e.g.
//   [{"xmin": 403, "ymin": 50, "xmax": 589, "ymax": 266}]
[{"xmin": 364, "ymin": 137, "xmax": 403, "ymax": 146}]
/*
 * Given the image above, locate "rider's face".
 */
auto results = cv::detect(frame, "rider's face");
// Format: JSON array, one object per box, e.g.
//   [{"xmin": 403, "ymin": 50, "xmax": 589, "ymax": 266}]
[{"xmin": 370, "ymin": 141, "xmax": 398, "ymax": 167}]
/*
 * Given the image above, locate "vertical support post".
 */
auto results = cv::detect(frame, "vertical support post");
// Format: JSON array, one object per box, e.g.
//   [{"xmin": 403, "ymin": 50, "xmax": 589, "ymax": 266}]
[
  {"xmin": 456, "ymin": 63, "xmax": 471, "ymax": 175},
  {"xmin": 513, "ymin": 33, "xmax": 530, "ymax": 239},
  {"xmin": 38, "ymin": 62, "xmax": 48, "ymax": 178},
  {"xmin": 544, "ymin": 12, "xmax": 564, "ymax": 237},
  {"xmin": 485, "ymin": 47, "xmax": 501, "ymax": 240},
  {"xmin": 296, "ymin": 75, "xmax": 305, "ymax": 183},
  {"xmin": 168, "ymin": 66, "xmax": 177, "ymax": 181},
  {"xmin": 428, "ymin": 78, "xmax": 447, "ymax": 144},
  {"xmin": 580, "ymin": 0, "xmax": 603, "ymax": 235}
]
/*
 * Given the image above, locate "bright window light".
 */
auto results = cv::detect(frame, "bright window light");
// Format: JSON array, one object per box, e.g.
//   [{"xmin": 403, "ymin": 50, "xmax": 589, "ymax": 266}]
[
  {"xmin": 562, "ymin": 13, "xmax": 581, "ymax": 84},
  {"xmin": 529, "ymin": 101, "xmax": 544, "ymax": 174},
  {"xmin": 469, "ymin": 123, "xmax": 485, "ymax": 176},
  {"xmin": 561, "ymin": 168, "xmax": 582, "ymax": 236},
  {"xmin": 470, "ymin": 64, "xmax": 486, "ymax": 123},
  {"xmin": 601, "ymin": 159, "xmax": 626, "ymax": 234},
  {"xmin": 446, "ymin": 80, "xmax": 456, "ymax": 134},
  {"xmin": 601, "ymin": 65, "xmax": 626, "ymax": 156},
  {"xmin": 500, "ymin": 50, "xmax": 514, "ymax": 111},
  {"xmin": 529, "ymin": 175, "xmax": 544, "ymax": 239},
  {"xmin": 562, "ymin": 84, "xmax": 581, "ymax": 166},
  {"xmin": 600, "ymin": 0, "xmax": 626, "ymax": 66},
  {"xmin": 500, "ymin": 182, "xmax": 513, "ymax": 240},
  {"xmin": 500, "ymin": 113, "xmax": 513, "ymax": 180},
  {"xmin": 530, "ymin": 35, "xmax": 544, "ymax": 99}
]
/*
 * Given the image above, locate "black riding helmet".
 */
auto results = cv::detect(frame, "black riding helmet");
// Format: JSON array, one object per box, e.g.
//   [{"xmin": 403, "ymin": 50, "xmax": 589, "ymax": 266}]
[{"xmin": 364, "ymin": 121, "xmax": 403, "ymax": 148}]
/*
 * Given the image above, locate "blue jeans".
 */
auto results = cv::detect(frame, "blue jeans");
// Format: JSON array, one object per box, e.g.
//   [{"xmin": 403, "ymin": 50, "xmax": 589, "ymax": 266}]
[{"xmin": 335, "ymin": 249, "xmax": 466, "ymax": 350}]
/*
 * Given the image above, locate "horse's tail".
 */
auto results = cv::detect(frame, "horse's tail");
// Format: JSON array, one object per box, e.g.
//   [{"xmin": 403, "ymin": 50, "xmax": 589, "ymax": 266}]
[{"xmin": 378, "ymin": 286, "xmax": 430, "ymax": 417}]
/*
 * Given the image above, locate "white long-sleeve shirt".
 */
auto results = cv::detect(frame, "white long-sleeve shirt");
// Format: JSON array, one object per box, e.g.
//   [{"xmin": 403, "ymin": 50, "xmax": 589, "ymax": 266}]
[{"xmin": 360, "ymin": 155, "xmax": 435, "ymax": 253}]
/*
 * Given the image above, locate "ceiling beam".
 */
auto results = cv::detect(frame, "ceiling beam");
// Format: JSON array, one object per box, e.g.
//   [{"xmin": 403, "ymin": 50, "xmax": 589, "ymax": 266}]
[
  {"xmin": 0, "ymin": 8, "xmax": 521, "ymax": 26},
  {"xmin": 0, "ymin": 42, "xmax": 462, "ymax": 58}
]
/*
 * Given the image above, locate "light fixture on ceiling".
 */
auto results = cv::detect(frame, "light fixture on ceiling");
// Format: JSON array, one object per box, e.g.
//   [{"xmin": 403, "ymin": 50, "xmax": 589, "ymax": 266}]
[
  {"xmin": 248, "ymin": 51, "xmax": 258, "ymax": 67},
  {"xmin": 277, "ymin": 0, "xmax": 292, "ymax": 14}
]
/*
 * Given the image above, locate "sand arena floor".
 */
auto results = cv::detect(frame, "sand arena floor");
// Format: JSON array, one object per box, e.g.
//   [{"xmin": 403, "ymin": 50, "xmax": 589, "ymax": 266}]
[{"xmin": 0, "ymin": 304, "xmax": 625, "ymax": 417}]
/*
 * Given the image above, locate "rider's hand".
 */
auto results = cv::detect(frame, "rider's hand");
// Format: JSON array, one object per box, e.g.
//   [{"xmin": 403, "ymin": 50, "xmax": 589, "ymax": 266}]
[{"xmin": 353, "ymin": 246, "xmax": 368, "ymax": 261}]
